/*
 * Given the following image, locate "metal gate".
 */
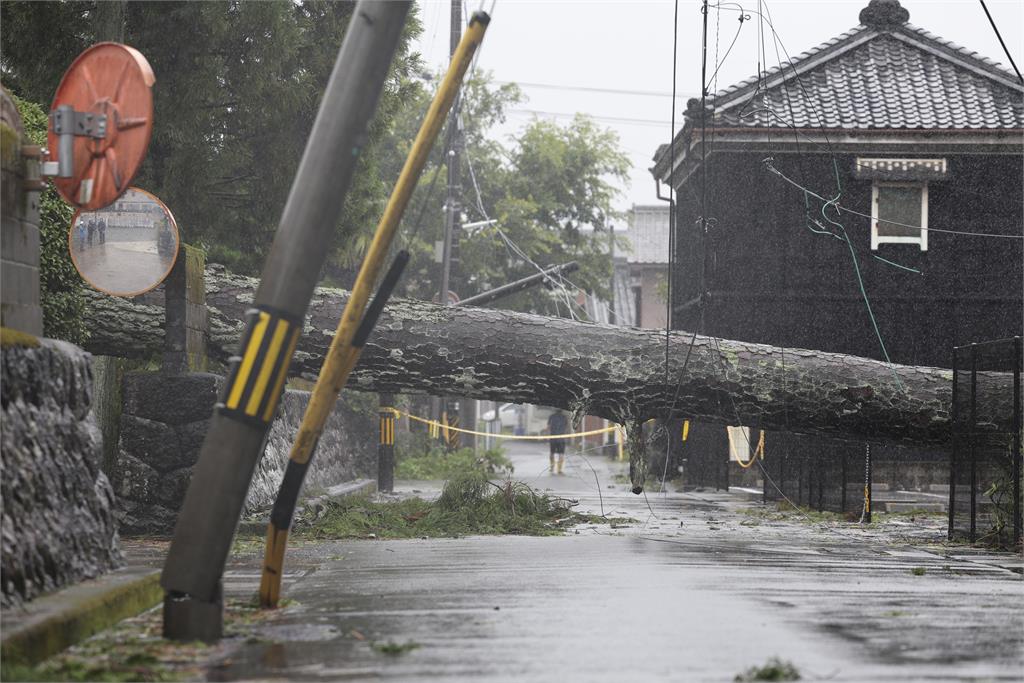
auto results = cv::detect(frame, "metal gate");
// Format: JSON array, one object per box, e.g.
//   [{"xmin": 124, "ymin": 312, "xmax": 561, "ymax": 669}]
[
  {"xmin": 761, "ymin": 434, "xmax": 870, "ymax": 518},
  {"xmin": 949, "ymin": 337, "xmax": 1022, "ymax": 546}
]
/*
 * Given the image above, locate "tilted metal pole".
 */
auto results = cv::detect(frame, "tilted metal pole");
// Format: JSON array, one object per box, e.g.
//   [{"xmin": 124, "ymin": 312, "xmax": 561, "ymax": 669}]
[
  {"xmin": 456, "ymin": 261, "xmax": 580, "ymax": 308},
  {"xmin": 257, "ymin": 10, "xmax": 491, "ymax": 609},
  {"xmin": 437, "ymin": 0, "xmax": 464, "ymax": 444},
  {"xmin": 160, "ymin": 1, "xmax": 412, "ymax": 641}
]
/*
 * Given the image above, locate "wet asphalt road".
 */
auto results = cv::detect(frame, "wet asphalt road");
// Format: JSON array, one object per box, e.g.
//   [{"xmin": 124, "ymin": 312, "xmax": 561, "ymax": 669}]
[
  {"xmin": 207, "ymin": 441, "xmax": 1022, "ymax": 682},
  {"xmin": 72, "ymin": 231, "xmax": 174, "ymax": 293}
]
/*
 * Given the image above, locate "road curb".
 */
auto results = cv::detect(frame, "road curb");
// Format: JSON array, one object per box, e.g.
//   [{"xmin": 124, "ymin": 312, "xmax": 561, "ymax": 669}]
[
  {"xmin": 0, "ymin": 567, "xmax": 162, "ymax": 666},
  {"xmin": 237, "ymin": 477, "xmax": 378, "ymax": 536}
]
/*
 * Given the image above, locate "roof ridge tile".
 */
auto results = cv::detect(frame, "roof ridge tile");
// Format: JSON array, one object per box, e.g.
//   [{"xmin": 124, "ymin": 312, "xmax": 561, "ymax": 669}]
[{"xmin": 708, "ymin": 28, "xmax": 1023, "ymax": 131}]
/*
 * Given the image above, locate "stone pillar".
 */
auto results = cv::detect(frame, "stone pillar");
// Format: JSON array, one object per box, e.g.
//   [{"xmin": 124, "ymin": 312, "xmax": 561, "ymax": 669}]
[
  {"xmin": 163, "ymin": 244, "xmax": 207, "ymax": 373},
  {"xmin": 1, "ymin": 87, "xmax": 43, "ymax": 335}
]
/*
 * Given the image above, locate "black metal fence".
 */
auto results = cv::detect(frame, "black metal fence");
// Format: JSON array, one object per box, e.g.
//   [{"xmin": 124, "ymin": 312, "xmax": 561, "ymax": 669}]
[
  {"xmin": 761, "ymin": 434, "xmax": 871, "ymax": 518},
  {"xmin": 674, "ymin": 421, "xmax": 730, "ymax": 491},
  {"xmin": 949, "ymin": 337, "xmax": 1022, "ymax": 546}
]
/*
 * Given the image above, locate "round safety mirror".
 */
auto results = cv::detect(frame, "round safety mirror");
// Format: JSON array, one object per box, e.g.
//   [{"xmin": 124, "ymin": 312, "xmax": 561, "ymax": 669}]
[{"xmin": 68, "ymin": 187, "xmax": 179, "ymax": 296}]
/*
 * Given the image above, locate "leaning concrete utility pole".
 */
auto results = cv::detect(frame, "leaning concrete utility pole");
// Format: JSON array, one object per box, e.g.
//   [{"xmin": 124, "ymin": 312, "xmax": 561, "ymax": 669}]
[
  {"xmin": 257, "ymin": 12, "xmax": 492, "ymax": 609},
  {"xmin": 160, "ymin": 1, "xmax": 412, "ymax": 642}
]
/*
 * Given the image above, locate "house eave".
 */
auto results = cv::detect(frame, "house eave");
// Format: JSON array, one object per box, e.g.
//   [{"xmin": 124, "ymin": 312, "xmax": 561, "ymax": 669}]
[{"xmin": 655, "ymin": 128, "xmax": 1024, "ymax": 190}]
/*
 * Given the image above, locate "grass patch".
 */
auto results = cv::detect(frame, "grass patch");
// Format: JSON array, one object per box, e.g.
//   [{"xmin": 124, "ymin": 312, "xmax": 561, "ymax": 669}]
[
  {"xmin": 910, "ymin": 567, "xmax": 927, "ymax": 576},
  {"xmin": 881, "ymin": 610, "xmax": 909, "ymax": 618},
  {"xmin": 735, "ymin": 657, "xmax": 801, "ymax": 681},
  {"xmin": 371, "ymin": 640, "xmax": 421, "ymax": 656},
  {"xmin": 741, "ymin": 503, "xmax": 846, "ymax": 524},
  {"xmin": 294, "ymin": 472, "xmax": 608, "ymax": 539},
  {"xmin": 395, "ymin": 445, "xmax": 512, "ymax": 480}
]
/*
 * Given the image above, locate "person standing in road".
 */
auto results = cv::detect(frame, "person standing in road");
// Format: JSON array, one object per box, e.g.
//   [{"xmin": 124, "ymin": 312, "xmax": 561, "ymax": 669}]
[
  {"xmin": 86, "ymin": 217, "xmax": 95, "ymax": 247},
  {"xmin": 547, "ymin": 408, "xmax": 569, "ymax": 474},
  {"xmin": 76, "ymin": 219, "xmax": 87, "ymax": 252},
  {"xmin": 98, "ymin": 217, "xmax": 106, "ymax": 244}
]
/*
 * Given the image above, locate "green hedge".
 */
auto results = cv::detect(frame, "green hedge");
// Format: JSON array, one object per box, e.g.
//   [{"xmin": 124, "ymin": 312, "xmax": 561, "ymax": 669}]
[{"xmin": 12, "ymin": 95, "xmax": 87, "ymax": 345}]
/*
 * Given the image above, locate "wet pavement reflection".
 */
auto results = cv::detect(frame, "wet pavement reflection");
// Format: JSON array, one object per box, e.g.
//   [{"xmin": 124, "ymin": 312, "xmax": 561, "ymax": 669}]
[{"xmin": 198, "ymin": 441, "xmax": 1022, "ymax": 681}]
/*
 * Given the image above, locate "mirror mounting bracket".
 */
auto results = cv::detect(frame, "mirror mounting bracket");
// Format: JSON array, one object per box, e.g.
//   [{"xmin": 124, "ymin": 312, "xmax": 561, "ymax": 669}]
[{"xmin": 47, "ymin": 104, "xmax": 109, "ymax": 179}]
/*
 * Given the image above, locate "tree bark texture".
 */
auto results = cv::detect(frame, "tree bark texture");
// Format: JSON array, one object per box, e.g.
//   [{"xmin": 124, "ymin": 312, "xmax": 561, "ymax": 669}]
[{"xmin": 82, "ymin": 265, "xmax": 1012, "ymax": 452}]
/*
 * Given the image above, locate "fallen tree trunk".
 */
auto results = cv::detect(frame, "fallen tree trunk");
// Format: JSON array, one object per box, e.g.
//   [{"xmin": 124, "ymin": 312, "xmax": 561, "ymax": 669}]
[{"xmin": 82, "ymin": 265, "xmax": 1010, "ymax": 452}]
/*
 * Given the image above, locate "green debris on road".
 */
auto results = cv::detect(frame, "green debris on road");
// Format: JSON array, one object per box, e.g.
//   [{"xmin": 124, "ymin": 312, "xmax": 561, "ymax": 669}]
[
  {"xmin": 371, "ymin": 640, "xmax": 422, "ymax": 656},
  {"xmin": 734, "ymin": 657, "xmax": 801, "ymax": 681},
  {"xmin": 2, "ymin": 597, "xmax": 290, "ymax": 682},
  {"xmin": 287, "ymin": 472, "xmax": 623, "ymax": 540}
]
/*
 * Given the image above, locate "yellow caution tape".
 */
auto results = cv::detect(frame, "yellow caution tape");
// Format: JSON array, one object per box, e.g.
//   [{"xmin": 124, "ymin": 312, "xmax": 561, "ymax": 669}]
[{"xmin": 382, "ymin": 407, "xmax": 617, "ymax": 440}]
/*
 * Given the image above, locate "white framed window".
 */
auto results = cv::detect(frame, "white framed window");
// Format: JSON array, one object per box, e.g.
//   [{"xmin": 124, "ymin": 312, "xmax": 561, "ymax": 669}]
[{"xmin": 871, "ymin": 181, "xmax": 928, "ymax": 251}]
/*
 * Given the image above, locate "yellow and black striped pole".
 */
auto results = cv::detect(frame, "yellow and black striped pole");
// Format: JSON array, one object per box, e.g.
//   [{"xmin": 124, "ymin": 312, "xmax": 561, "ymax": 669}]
[
  {"xmin": 378, "ymin": 394, "xmax": 397, "ymax": 493},
  {"xmin": 161, "ymin": 1, "xmax": 412, "ymax": 642},
  {"xmin": 259, "ymin": 11, "xmax": 490, "ymax": 609},
  {"xmin": 260, "ymin": 252, "xmax": 407, "ymax": 609}
]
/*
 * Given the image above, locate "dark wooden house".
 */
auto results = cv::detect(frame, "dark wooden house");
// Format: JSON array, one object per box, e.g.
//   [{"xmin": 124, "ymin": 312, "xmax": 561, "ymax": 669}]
[{"xmin": 650, "ymin": 0, "xmax": 1023, "ymax": 499}]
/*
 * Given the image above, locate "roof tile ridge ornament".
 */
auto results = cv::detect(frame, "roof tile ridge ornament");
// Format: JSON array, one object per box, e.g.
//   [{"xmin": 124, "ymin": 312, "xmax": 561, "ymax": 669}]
[
  {"xmin": 859, "ymin": 0, "xmax": 909, "ymax": 32},
  {"xmin": 684, "ymin": 97, "xmax": 714, "ymax": 127}
]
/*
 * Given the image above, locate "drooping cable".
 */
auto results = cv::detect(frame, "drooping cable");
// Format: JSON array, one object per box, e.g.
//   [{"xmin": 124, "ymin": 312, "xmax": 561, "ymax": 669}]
[
  {"xmin": 979, "ymin": 0, "xmax": 1023, "ymax": 84},
  {"xmin": 661, "ymin": 0, "xmax": 681, "ymax": 489}
]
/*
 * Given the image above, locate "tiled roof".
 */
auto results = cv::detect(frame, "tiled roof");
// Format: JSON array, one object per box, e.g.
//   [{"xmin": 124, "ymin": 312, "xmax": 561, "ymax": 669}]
[{"xmin": 709, "ymin": 24, "xmax": 1024, "ymax": 130}]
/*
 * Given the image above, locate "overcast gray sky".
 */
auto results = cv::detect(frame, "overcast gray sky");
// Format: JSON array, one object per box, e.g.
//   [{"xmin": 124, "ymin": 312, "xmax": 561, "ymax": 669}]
[{"xmin": 411, "ymin": 0, "xmax": 1023, "ymax": 219}]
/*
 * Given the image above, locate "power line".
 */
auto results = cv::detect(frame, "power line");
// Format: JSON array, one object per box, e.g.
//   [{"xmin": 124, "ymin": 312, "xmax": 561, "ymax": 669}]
[
  {"xmin": 659, "ymin": 0, "xmax": 683, "ymax": 495},
  {"xmin": 765, "ymin": 160, "xmax": 1024, "ymax": 240},
  {"xmin": 507, "ymin": 108, "xmax": 671, "ymax": 128},
  {"xmin": 495, "ymin": 80, "xmax": 698, "ymax": 99},
  {"xmin": 978, "ymin": 0, "xmax": 1024, "ymax": 84},
  {"xmin": 460, "ymin": 133, "xmax": 595, "ymax": 321}
]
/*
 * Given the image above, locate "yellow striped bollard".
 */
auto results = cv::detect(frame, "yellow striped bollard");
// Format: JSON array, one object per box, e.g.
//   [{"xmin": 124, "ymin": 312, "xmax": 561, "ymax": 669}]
[{"xmin": 379, "ymin": 395, "xmax": 396, "ymax": 493}]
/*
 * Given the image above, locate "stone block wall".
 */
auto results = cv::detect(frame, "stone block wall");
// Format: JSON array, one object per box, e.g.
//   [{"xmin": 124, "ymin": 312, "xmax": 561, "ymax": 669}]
[
  {"xmin": 1, "ymin": 334, "xmax": 122, "ymax": 607},
  {"xmin": 111, "ymin": 373, "xmax": 222, "ymax": 534},
  {"xmin": 162, "ymin": 244, "xmax": 207, "ymax": 374},
  {"xmin": 113, "ymin": 371, "xmax": 377, "ymax": 534},
  {"xmin": 1, "ymin": 87, "xmax": 43, "ymax": 335},
  {"xmin": 246, "ymin": 389, "xmax": 377, "ymax": 511}
]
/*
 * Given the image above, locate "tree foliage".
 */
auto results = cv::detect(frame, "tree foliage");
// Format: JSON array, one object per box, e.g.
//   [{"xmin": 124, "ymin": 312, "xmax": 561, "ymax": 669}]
[
  {"xmin": 1, "ymin": 0, "xmax": 423, "ymax": 274},
  {"xmin": 2, "ymin": 3, "xmax": 629, "ymax": 319},
  {"xmin": 12, "ymin": 95, "xmax": 87, "ymax": 344},
  {"xmin": 383, "ymin": 72, "xmax": 630, "ymax": 315}
]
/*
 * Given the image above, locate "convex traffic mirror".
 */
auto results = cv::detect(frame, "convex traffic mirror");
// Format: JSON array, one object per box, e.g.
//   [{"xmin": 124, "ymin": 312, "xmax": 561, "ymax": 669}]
[{"xmin": 69, "ymin": 187, "xmax": 179, "ymax": 296}]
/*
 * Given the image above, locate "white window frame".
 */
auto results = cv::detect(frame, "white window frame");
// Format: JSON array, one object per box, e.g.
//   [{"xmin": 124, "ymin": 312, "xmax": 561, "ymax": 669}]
[{"xmin": 871, "ymin": 181, "xmax": 928, "ymax": 251}]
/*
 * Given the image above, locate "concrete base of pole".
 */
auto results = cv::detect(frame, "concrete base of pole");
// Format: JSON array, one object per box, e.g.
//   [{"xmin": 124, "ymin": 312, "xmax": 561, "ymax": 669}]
[{"xmin": 162, "ymin": 583, "xmax": 223, "ymax": 643}]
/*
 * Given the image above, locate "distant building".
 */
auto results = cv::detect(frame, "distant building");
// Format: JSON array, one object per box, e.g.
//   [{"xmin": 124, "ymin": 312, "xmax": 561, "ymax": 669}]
[
  {"xmin": 612, "ymin": 204, "xmax": 671, "ymax": 328},
  {"xmin": 650, "ymin": 0, "xmax": 1024, "ymax": 494}
]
